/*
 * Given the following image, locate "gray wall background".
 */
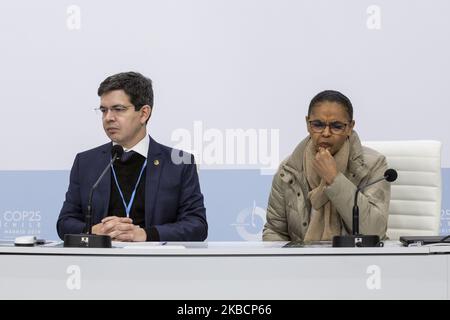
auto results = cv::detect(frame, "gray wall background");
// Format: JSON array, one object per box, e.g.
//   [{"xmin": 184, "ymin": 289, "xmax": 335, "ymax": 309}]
[{"xmin": 0, "ymin": 0, "xmax": 449, "ymax": 170}]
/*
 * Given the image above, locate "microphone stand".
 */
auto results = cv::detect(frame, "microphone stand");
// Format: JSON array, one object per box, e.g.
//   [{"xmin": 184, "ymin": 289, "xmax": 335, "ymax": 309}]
[
  {"xmin": 332, "ymin": 176, "xmax": 389, "ymax": 248},
  {"xmin": 85, "ymin": 156, "xmax": 119, "ymax": 235},
  {"xmin": 64, "ymin": 151, "xmax": 122, "ymax": 248}
]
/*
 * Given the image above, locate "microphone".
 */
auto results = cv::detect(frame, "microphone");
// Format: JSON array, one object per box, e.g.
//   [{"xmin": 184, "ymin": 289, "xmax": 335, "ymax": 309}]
[
  {"xmin": 333, "ymin": 169, "xmax": 398, "ymax": 248},
  {"xmin": 86, "ymin": 145, "xmax": 124, "ymax": 234},
  {"xmin": 64, "ymin": 145, "xmax": 124, "ymax": 248},
  {"xmin": 352, "ymin": 169, "xmax": 397, "ymax": 235}
]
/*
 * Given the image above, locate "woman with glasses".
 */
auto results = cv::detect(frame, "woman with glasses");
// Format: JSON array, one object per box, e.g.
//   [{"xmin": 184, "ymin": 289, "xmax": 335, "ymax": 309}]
[{"xmin": 263, "ymin": 90, "xmax": 390, "ymax": 242}]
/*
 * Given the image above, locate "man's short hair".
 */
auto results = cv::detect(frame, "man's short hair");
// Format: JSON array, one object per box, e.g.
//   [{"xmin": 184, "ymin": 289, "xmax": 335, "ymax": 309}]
[
  {"xmin": 308, "ymin": 90, "xmax": 353, "ymax": 121},
  {"xmin": 98, "ymin": 71, "xmax": 153, "ymax": 110}
]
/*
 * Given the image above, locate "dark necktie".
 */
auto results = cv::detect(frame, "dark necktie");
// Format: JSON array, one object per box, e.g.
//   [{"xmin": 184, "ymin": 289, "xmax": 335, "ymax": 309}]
[{"xmin": 121, "ymin": 150, "xmax": 136, "ymax": 163}]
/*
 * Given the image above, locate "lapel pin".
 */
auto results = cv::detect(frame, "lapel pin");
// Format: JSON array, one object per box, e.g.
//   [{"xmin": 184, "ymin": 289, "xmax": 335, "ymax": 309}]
[{"xmin": 154, "ymin": 159, "xmax": 160, "ymax": 166}]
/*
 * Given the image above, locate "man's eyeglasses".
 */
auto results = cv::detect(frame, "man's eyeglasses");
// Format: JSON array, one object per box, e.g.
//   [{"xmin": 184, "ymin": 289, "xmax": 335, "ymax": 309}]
[
  {"xmin": 94, "ymin": 105, "xmax": 131, "ymax": 116},
  {"xmin": 308, "ymin": 120, "xmax": 349, "ymax": 135}
]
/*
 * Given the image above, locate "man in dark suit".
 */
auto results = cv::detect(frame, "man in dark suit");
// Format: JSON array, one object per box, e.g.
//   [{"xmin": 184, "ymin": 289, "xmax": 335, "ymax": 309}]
[{"xmin": 57, "ymin": 72, "xmax": 207, "ymax": 241}]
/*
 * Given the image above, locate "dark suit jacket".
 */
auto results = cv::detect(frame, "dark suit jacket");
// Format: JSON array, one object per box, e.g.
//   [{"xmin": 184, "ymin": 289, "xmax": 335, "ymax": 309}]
[{"xmin": 57, "ymin": 136, "xmax": 208, "ymax": 241}]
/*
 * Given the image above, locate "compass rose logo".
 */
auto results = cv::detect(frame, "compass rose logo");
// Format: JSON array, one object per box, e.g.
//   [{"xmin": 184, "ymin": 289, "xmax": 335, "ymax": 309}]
[{"xmin": 231, "ymin": 201, "xmax": 267, "ymax": 240}]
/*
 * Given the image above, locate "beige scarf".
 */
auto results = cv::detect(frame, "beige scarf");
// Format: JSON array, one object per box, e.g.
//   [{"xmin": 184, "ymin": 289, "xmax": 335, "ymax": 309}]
[{"xmin": 303, "ymin": 139, "xmax": 350, "ymax": 241}]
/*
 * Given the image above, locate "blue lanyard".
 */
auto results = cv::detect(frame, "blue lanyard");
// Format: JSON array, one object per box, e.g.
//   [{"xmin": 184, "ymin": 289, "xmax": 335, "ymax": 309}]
[{"xmin": 111, "ymin": 159, "xmax": 147, "ymax": 217}]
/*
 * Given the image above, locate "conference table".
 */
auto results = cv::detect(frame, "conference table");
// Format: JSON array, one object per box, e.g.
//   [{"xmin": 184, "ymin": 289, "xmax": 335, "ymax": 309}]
[{"xmin": 0, "ymin": 241, "xmax": 448, "ymax": 299}]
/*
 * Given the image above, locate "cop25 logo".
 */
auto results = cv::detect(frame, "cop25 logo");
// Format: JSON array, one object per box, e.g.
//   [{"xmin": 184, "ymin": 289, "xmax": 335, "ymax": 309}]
[{"xmin": 232, "ymin": 201, "xmax": 266, "ymax": 241}]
